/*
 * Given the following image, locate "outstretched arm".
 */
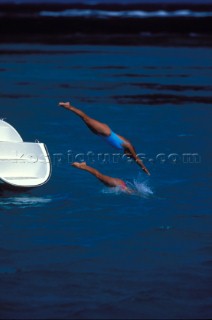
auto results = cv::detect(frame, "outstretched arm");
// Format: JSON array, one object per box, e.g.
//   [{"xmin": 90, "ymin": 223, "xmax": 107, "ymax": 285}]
[{"xmin": 124, "ymin": 144, "xmax": 150, "ymax": 175}]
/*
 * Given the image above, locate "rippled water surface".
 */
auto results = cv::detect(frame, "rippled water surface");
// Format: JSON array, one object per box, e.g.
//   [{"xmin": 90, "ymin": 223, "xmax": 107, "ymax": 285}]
[{"xmin": 0, "ymin": 44, "xmax": 211, "ymax": 319}]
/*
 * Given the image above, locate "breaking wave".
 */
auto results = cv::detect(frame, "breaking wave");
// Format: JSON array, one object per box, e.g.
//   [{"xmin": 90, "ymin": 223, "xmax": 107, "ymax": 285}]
[{"xmin": 39, "ymin": 9, "xmax": 212, "ymax": 19}]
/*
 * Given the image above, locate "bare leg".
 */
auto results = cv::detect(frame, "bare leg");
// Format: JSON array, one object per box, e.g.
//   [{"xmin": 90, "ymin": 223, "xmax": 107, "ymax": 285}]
[
  {"xmin": 72, "ymin": 162, "xmax": 128, "ymax": 189},
  {"xmin": 59, "ymin": 102, "xmax": 150, "ymax": 176},
  {"xmin": 59, "ymin": 102, "xmax": 111, "ymax": 136}
]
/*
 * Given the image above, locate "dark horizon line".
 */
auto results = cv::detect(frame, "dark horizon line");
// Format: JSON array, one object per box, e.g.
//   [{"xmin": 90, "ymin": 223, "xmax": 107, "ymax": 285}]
[
  {"xmin": 0, "ymin": 0, "xmax": 212, "ymax": 4},
  {"xmin": 0, "ymin": 0, "xmax": 212, "ymax": 3},
  {"xmin": 0, "ymin": 1, "xmax": 212, "ymax": 8}
]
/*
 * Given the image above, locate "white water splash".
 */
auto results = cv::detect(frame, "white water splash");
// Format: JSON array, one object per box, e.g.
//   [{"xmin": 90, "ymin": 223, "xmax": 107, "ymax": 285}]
[
  {"xmin": 101, "ymin": 186, "xmax": 123, "ymax": 195},
  {"xmin": 126, "ymin": 178, "xmax": 153, "ymax": 198},
  {"xmin": 131, "ymin": 179, "xmax": 154, "ymax": 197},
  {"xmin": 101, "ymin": 177, "xmax": 153, "ymax": 198}
]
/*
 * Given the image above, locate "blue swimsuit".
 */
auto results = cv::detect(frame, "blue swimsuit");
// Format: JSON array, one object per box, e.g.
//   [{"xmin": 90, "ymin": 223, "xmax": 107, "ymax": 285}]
[{"xmin": 103, "ymin": 131, "xmax": 124, "ymax": 150}]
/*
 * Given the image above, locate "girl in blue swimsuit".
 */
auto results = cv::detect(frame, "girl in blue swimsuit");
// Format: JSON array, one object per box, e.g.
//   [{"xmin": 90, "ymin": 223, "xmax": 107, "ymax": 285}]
[{"xmin": 59, "ymin": 102, "xmax": 150, "ymax": 175}]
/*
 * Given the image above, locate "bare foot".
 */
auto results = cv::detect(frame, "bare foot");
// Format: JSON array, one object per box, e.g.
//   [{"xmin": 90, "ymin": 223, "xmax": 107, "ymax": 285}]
[
  {"xmin": 58, "ymin": 102, "xmax": 71, "ymax": 109},
  {"xmin": 72, "ymin": 162, "xmax": 87, "ymax": 169}
]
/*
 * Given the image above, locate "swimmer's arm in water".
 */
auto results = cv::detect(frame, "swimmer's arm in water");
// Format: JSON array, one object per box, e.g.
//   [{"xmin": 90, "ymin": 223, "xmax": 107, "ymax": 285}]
[
  {"xmin": 123, "ymin": 144, "xmax": 150, "ymax": 176},
  {"xmin": 124, "ymin": 188, "xmax": 134, "ymax": 195}
]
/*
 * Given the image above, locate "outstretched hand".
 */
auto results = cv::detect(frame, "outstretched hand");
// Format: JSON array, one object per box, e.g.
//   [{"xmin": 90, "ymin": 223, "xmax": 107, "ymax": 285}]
[
  {"xmin": 58, "ymin": 102, "xmax": 71, "ymax": 109},
  {"xmin": 143, "ymin": 167, "xmax": 151, "ymax": 176}
]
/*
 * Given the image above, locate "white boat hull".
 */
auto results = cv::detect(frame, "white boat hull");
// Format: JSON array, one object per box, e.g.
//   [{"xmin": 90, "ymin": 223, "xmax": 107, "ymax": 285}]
[{"xmin": 0, "ymin": 120, "xmax": 51, "ymax": 188}]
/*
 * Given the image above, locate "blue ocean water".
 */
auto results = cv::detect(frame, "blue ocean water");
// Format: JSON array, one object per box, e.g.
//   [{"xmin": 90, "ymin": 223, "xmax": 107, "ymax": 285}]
[{"xmin": 0, "ymin": 44, "xmax": 211, "ymax": 319}]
